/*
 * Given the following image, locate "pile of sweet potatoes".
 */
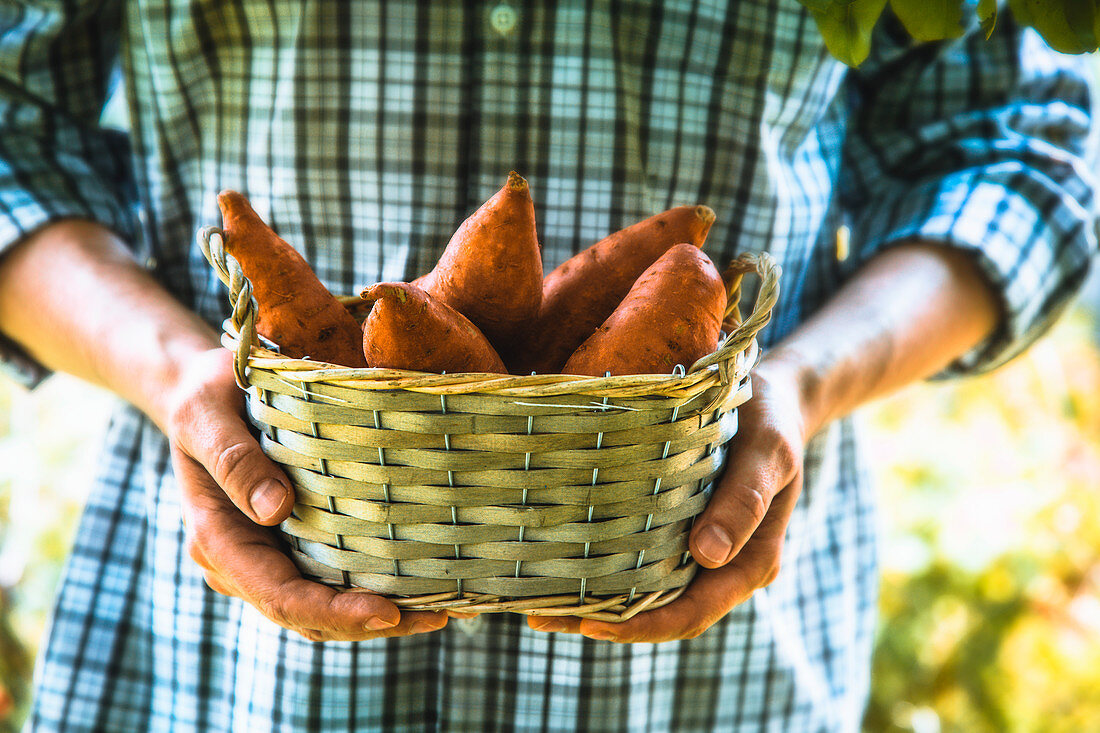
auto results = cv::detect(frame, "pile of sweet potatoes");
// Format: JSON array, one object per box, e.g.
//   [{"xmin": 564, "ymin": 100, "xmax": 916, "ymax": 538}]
[{"xmin": 217, "ymin": 173, "xmax": 729, "ymax": 377}]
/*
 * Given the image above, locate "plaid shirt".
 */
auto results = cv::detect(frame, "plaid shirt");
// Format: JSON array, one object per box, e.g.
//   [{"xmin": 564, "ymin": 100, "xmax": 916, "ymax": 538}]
[{"xmin": 2, "ymin": 1, "xmax": 1096, "ymax": 731}]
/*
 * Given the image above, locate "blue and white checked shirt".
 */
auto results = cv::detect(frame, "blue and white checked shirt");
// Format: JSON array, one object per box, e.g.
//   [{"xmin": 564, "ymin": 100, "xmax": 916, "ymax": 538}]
[{"xmin": 1, "ymin": 2, "xmax": 1096, "ymax": 731}]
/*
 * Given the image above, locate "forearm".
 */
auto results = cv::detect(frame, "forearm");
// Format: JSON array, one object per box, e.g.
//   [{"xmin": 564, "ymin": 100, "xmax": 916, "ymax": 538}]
[
  {"xmin": 0, "ymin": 219, "xmax": 218, "ymax": 430},
  {"xmin": 0, "ymin": 218, "xmax": 444, "ymax": 638},
  {"xmin": 766, "ymin": 241, "xmax": 1001, "ymax": 438}
]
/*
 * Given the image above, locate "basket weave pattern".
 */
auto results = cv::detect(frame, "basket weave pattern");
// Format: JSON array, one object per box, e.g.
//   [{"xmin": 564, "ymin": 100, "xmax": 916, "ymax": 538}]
[{"xmin": 199, "ymin": 227, "xmax": 779, "ymax": 621}]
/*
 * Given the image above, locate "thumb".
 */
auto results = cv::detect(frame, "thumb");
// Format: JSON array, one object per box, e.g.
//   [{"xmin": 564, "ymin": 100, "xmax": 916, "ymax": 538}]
[
  {"xmin": 688, "ymin": 431, "xmax": 799, "ymax": 569},
  {"xmin": 169, "ymin": 388, "xmax": 293, "ymax": 526}
]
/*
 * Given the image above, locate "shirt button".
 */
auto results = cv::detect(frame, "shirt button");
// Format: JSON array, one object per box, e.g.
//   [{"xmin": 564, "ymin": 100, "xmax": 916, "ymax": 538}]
[{"xmin": 489, "ymin": 3, "xmax": 517, "ymax": 36}]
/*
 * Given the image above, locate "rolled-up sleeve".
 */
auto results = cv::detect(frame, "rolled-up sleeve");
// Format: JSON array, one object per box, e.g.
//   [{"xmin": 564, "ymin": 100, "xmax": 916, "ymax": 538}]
[
  {"xmin": 0, "ymin": 0, "xmax": 136, "ymax": 387},
  {"xmin": 840, "ymin": 10, "xmax": 1098, "ymax": 376}
]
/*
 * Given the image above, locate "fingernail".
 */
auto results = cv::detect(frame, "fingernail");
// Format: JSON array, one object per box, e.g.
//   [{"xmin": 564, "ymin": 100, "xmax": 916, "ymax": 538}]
[
  {"xmin": 532, "ymin": 619, "xmax": 563, "ymax": 632},
  {"xmin": 696, "ymin": 524, "xmax": 733, "ymax": 564},
  {"xmin": 584, "ymin": 630, "xmax": 615, "ymax": 641},
  {"xmin": 365, "ymin": 616, "xmax": 397, "ymax": 631},
  {"xmin": 250, "ymin": 479, "xmax": 288, "ymax": 521},
  {"xmin": 412, "ymin": 620, "xmax": 439, "ymax": 634}
]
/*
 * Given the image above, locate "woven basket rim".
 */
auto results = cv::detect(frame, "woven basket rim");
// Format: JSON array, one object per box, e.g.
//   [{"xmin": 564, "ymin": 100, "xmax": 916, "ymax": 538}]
[{"xmin": 219, "ymin": 337, "xmax": 759, "ymax": 402}]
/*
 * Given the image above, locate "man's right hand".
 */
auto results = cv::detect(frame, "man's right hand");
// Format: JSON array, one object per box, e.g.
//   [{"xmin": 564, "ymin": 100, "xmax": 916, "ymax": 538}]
[
  {"xmin": 164, "ymin": 347, "xmax": 449, "ymax": 642},
  {"xmin": 0, "ymin": 221, "xmax": 448, "ymax": 642}
]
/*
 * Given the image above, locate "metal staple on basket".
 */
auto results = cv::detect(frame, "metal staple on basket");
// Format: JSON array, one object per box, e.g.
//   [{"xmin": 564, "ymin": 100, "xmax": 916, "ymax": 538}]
[
  {"xmin": 579, "ymin": 386, "xmax": 611, "ymax": 604},
  {"xmin": 197, "ymin": 225, "xmax": 781, "ymax": 621},
  {"xmin": 303, "ymin": 382, "xmax": 351, "ymax": 587},
  {"xmin": 628, "ymin": 394, "xmax": 683, "ymax": 606},
  {"xmin": 371, "ymin": 408, "xmax": 400, "ymax": 579},
  {"xmin": 515, "ymin": 411, "xmax": 534, "ymax": 580}
]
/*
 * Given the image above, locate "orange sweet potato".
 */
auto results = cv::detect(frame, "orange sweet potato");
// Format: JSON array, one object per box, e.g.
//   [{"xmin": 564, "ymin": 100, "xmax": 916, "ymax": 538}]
[
  {"xmin": 360, "ymin": 282, "xmax": 507, "ymax": 374},
  {"xmin": 508, "ymin": 205, "xmax": 715, "ymax": 374},
  {"xmin": 414, "ymin": 171, "xmax": 542, "ymax": 349},
  {"xmin": 218, "ymin": 191, "xmax": 368, "ymax": 368},
  {"xmin": 561, "ymin": 244, "xmax": 726, "ymax": 377}
]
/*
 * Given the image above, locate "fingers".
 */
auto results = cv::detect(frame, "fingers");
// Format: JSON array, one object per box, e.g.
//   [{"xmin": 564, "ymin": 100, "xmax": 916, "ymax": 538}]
[
  {"xmin": 168, "ymin": 350, "xmax": 453, "ymax": 641},
  {"xmin": 171, "ymin": 401, "xmax": 293, "ymax": 526},
  {"xmin": 526, "ymin": 560, "xmax": 750, "ymax": 642},
  {"xmin": 688, "ymin": 384, "xmax": 804, "ymax": 570},
  {"xmin": 295, "ymin": 611, "xmax": 449, "ymax": 642},
  {"xmin": 166, "ymin": 348, "xmax": 294, "ymax": 526},
  {"xmin": 355, "ymin": 610, "xmax": 450, "ymax": 640},
  {"xmin": 175, "ymin": 449, "xmax": 448, "ymax": 641},
  {"xmin": 201, "ymin": 569, "xmax": 238, "ymax": 597},
  {"xmin": 689, "ymin": 438, "xmax": 797, "ymax": 569},
  {"xmin": 526, "ymin": 564, "xmax": 736, "ymax": 642},
  {"xmin": 184, "ymin": 534, "xmax": 240, "ymax": 596},
  {"xmin": 528, "ymin": 474, "xmax": 803, "ymax": 644}
]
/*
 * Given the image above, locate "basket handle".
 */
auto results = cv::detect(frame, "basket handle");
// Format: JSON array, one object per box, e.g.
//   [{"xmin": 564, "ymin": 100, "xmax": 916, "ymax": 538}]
[
  {"xmin": 688, "ymin": 251, "xmax": 781, "ymax": 386},
  {"xmin": 197, "ymin": 226, "xmax": 256, "ymax": 388}
]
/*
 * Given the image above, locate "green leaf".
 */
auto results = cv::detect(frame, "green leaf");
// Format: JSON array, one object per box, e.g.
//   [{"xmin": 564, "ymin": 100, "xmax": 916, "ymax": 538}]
[
  {"xmin": 889, "ymin": 0, "xmax": 965, "ymax": 41},
  {"xmin": 977, "ymin": 0, "xmax": 998, "ymax": 39},
  {"xmin": 809, "ymin": 0, "xmax": 890, "ymax": 67},
  {"xmin": 1008, "ymin": 0, "xmax": 1099, "ymax": 53},
  {"xmin": 1063, "ymin": 0, "xmax": 1100, "ymax": 51}
]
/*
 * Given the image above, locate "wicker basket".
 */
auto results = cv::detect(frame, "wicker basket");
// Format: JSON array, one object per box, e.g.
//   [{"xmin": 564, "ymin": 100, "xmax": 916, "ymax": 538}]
[{"xmin": 198, "ymin": 226, "xmax": 780, "ymax": 621}]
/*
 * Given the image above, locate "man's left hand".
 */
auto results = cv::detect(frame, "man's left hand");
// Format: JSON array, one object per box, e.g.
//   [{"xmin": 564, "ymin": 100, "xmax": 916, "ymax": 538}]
[{"xmin": 526, "ymin": 359, "xmax": 807, "ymax": 643}]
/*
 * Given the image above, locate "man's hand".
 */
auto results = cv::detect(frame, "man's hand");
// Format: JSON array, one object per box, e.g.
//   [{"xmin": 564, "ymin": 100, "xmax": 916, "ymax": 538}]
[
  {"xmin": 527, "ymin": 359, "xmax": 807, "ymax": 642},
  {"xmin": 165, "ymin": 348, "xmax": 449, "ymax": 642},
  {"xmin": 0, "ymin": 222, "xmax": 450, "ymax": 643},
  {"xmin": 523, "ymin": 243, "xmax": 1000, "ymax": 643}
]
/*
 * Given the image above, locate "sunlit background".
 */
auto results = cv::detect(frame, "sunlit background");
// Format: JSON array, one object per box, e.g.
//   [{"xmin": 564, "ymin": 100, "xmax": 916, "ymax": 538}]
[{"xmin": 1, "ymin": 62, "xmax": 1099, "ymax": 733}]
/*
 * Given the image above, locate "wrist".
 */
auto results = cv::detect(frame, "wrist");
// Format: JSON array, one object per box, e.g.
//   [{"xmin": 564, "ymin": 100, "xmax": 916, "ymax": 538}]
[
  {"xmin": 756, "ymin": 344, "xmax": 827, "ymax": 440},
  {"xmin": 132, "ymin": 328, "xmax": 224, "ymax": 432},
  {"xmin": 0, "ymin": 218, "xmax": 224, "ymax": 428}
]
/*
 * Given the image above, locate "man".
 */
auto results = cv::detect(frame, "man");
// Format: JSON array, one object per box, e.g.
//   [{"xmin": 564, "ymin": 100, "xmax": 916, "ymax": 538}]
[{"xmin": 0, "ymin": 2, "xmax": 1094, "ymax": 731}]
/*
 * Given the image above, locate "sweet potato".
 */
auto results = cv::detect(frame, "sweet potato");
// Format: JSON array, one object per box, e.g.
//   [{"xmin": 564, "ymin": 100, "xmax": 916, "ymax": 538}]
[
  {"xmin": 218, "ymin": 190, "xmax": 368, "ymax": 368},
  {"xmin": 360, "ymin": 282, "xmax": 507, "ymax": 374},
  {"xmin": 508, "ymin": 205, "xmax": 715, "ymax": 374},
  {"xmin": 414, "ymin": 171, "xmax": 542, "ymax": 348},
  {"xmin": 561, "ymin": 244, "xmax": 725, "ymax": 377}
]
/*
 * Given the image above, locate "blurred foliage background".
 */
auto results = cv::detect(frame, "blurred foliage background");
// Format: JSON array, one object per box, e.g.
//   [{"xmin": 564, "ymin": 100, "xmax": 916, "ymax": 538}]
[
  {"xmin": 2, "ymin": 294, "xmax": 1099, "ymax": 732},
  {"xmin": 863, "ymin": 298, "xmax": 1100, "ymax": 732}
]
